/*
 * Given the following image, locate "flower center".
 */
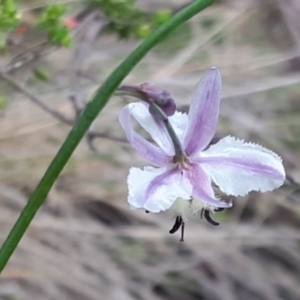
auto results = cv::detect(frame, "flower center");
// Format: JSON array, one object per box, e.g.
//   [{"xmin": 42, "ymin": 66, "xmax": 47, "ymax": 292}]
[{"xmin": 173, "ymin": 152, "xmax": 190, "ymax": 168}]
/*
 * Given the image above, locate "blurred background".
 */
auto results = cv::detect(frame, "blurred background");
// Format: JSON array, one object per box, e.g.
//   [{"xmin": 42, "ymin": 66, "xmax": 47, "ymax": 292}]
[{"xmin": 0, "ymin": 0, "xmax": 300, "ymax": 299}]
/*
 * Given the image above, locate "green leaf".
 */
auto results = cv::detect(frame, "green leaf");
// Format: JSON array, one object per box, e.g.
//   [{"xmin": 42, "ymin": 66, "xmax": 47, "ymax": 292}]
[
  {"xmin": 33, "ymin": 68, "xmax": 50, "ymax": 82},
  {"xmin": 0, "ymin": 95, "xmax": 8, "ymax": 109}
]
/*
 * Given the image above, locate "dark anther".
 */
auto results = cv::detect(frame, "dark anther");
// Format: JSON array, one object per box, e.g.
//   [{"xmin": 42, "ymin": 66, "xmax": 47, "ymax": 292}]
[
  {"xmin": 145, "ymin": 210, "xmax": 150, "ymax": 213},
  {"xmin": 200, "ymin": 208, "xmax": 204, "ymax": 219},
  {"xmin": 169, "ymin": 216, "xmax": 182, "ymax": 234},
  {"xmin": 169, "ymin": 216, "xmax": 186, "ymax": 242},
  {"xmin": 204, "ymin": 209, "xmax": 219, "ymax": 226},
  {"xmin": 180, "ymin": 221, "xmax": 185, "ymax": 242},
  {"xmin": 214, "ymin": 207, "xmax": 225, "ymax": 212}
]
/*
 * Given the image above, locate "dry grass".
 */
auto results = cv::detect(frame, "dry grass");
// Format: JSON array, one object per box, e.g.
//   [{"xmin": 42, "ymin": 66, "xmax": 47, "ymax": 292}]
[{"xmin": 1, "ymin": 0, "xmax": 300, "ymax": 299}]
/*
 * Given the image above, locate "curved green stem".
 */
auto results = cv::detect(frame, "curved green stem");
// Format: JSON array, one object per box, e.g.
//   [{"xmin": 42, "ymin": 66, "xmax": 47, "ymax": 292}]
[{"xmin": 0, "ymin": 0, "xmax": 213, "ymax": 273}]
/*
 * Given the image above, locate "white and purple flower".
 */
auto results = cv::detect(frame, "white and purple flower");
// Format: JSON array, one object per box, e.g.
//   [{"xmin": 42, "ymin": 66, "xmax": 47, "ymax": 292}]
[{"xmin": 119, "ymin": 67, "xmax": 285, "ymax": 239}]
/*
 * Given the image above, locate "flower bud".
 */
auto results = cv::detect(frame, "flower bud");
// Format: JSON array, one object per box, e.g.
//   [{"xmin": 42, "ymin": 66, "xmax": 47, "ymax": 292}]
[{"xmin": 139, "ymin": 83, "xmax": 176, "ymax": 116}]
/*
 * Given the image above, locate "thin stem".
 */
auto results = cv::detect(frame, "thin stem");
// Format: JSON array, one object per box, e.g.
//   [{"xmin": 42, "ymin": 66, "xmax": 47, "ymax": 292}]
[
  {"xmin": 0, "ymin": 0, "xmax": 214, "ymax": 273},
  {"xmin": 115, "ymin": 89, "xmax": 149, "ymax": 102},
  {"xmin": 180, "ymin": 222, "xmax": 185, "ymax": 242}
]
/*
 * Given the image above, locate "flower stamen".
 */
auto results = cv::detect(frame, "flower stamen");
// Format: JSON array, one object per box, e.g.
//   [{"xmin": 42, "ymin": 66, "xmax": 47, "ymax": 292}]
[
  {"xmin": 214, "ymin": 207, "xmax": 224, "ymax": 212},
  {"xmin": 173, "ymin": 153, "xmax": 189, "ymax": 167},
  {"xmin": 201, "ymin": 208, "xmax": 220, "ymax": 226},
  {"xmin": 169, "ymin": 215, "xmax": 182, "ymax": 234},
  {"xmin": 180, "ymin": 221, "xmax": 185, "ymax": 242},
  {"xmin": 169, "ymin": 215, "xmax": 186, "ymax": 242}
]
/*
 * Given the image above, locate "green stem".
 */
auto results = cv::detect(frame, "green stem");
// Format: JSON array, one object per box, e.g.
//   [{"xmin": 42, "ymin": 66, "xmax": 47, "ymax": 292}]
[{"xmin": 0, "ymin": 0, "xmax": 213, "ymax": 273}]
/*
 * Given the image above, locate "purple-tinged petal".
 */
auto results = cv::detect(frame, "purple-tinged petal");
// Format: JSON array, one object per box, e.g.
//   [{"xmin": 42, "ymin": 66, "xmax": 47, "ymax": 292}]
[
  {"xmin": 184, "ymin": 67, "xmax": 221, "ymax": 156},
  {"xmin": 169, "ymin": 111, "xmax": 189, "ymax": 144},
  {"xmin": 127, "ymin": 166, "xmax": 193, "ymax": 213},
  {"xmin": 119, "ymin": 104, "xmax": 171, "ymax": 166},
  {"xmin": 198, "ymin": 136, "xmax": 285, "ymax": 196},
  {"xmin": 123, "ymin": 102, "xmax": 175, "ymax": 155},
  {"xmin": 188, "ymin": 163, "xmax": 232, "ymax": 208}
]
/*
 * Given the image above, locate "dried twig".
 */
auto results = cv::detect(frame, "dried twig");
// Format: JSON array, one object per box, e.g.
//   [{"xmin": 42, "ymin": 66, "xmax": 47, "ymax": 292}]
[
  {"xmin": 0, "ymin": 70, "xmax": 74, "ymax": 125},
  {"xmin": 69, "ymin": 10, "xmax": 107, "ymax": 118},
  {"xmin": 0, "ymin": 69, "xmax": 126, "ymax": 145},
  {"xmin": 87, "ymin": 130, "xmax": 127, "ymax": 151},
  {"xmin": 277, "ymin": 0, "xmax": 300, "ymax": 51}
]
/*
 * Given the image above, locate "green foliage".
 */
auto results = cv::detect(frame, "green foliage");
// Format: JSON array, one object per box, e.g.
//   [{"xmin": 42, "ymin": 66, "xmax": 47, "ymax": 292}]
[
  {"xmin": 0, "ymin": 95, "xmax": 8, "ymax": 109},
  {"xmin": 91, "ymin": 0, "xmax": 136, "ymax": 18},
  {"xmin": 0, "ymin": 2, "xmax": 72, "ymax": 48},
  {"xmin": 0, "ymin": 0, "xmax": 172, "ymax": 49},
  {"xmin": 135, "ymin": 9, "xmax": 172, "ymax": 38},
  {"xmin": 0, "ymin": 0, "xmax": 20, "ymax": 48},
  {"xmin": 135, "ymin": 24, "xmax": 151, "ymax": 38},
  {"xmin": 90, "ymin": 0, "xmax": 172, "ymax": 38},
  {"xmin": 38, "ymin": 5, "xmax": 72, "ymax": 47},
  {"xmin": 33, "ymin": 67, "xmax": 50, "ymax": 82},
  {"xmin": 153, "ymin": 9, "xmax": 172, "ymax": 25},
  {"xmin": 0, "ymin": 0, "xmax": 20, "ymax": 30}
]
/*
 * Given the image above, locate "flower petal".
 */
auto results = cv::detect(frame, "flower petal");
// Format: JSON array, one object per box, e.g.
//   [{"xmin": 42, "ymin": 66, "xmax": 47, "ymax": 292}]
[
  {"xmin": 184, "ymin": 67, "xmax": 222, "ymax": 156},
  {"xmin": 199, "ymin": 136, "xmax": 285, "ymax": 196},
  {"xmin": 169, "ymin": 111, "xmax": 189, "ymax": 144},
  {"xmin": 127, "ymin": 166, "xmax": 193, "ymax": 213},
  {"xmin": 188, "ymin": 163, "xmax": 232, "ymax": 208},
  {"xmin": 127, "ymin": 102, "xmax": 175, "ymax": 154},
  {"xmin": 119, "ymin": 104, "xmax": 171, "ymax": 166}
]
